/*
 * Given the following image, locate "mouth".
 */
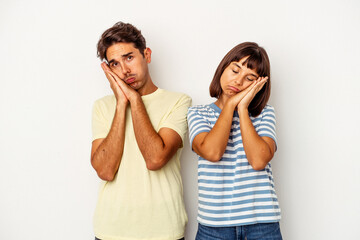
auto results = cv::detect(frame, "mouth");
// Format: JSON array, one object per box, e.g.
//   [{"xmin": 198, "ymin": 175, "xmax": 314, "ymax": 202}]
[
  {"xmin": 125, "ymin": 77, "xmax": 136, "ymax": 84},
  {"xmin": 228, "ymin": 86, "xmax": 240, "ymax": 93}
]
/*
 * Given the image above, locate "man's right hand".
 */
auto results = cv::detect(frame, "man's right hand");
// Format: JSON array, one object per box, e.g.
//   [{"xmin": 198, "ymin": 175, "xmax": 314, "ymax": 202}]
[{"xmin": 101, "ymin": 62, "xmax": 129, "ymax": 107}]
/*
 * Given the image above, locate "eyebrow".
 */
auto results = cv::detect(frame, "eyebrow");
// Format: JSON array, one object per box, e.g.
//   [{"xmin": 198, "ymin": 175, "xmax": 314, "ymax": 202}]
[
  {"xmin": 122, "ymin": 52, "xmax": 133, "ymax": 58},
  {"xmin": 232, "ymin": 63, "xmax": 258, "ymax": 78},
  {"xmin": 108, "ymin": 52, "xmax": 134, "ymax": 64}
]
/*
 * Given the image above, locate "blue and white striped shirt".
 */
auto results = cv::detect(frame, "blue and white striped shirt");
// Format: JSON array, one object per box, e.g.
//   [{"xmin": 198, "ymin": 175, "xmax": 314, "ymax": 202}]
[{"xmin": 187, "ymin": 103, "xmax": 281, "ymax": 227}]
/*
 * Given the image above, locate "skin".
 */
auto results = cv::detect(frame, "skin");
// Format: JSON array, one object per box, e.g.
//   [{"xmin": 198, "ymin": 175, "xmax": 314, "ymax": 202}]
[
  {"xmin": 192, "ymin": 56, "xmax": 276, "ymax": 170},
  {"xmin": 91, "ymin": 42, "xmax": 183, "ymax": 181}
]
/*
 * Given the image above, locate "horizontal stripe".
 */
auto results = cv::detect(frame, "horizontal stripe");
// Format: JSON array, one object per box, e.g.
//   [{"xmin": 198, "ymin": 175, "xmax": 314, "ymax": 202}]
[
  {"xmin": 198, "ymin": 174, "xmax": 270, "ymax": 184},
  {"xmin": 198, "ymin": 216, "xmax": 281, "ymax": 227},
  {"xmin": 198, "ymin": 197, "xmax": 279, "ymax": 206},
  {"xmin": 198, "ymin": 200, "xmax": 279, "ymax": 211},
  {"xmin": 198, "ymin": 211, "xmax": 281, "ymax": 222},
  {"xmin": 198, "ymin": 182, "xmax": 273, "ymax": 193},
  {"xmin": 199, "ymin": 190, "xmax": 276, "ymax": 199},
  {"xmin": 199, "ymin": 208, "xmax": 281, "ymax": 219},
  {"xmin": 198, "ymin": 168, "xmax": 266, "ymax": 177}
]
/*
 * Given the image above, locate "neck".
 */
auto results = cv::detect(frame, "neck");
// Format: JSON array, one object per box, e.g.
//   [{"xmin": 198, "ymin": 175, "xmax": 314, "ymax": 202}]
[
  {"xmin": 215, "ymin": 94, "xmax": 229, "ymax": 110},
  {"xmin": 138, "ymin": 77, "xmax": 158, "ymax": 96}
]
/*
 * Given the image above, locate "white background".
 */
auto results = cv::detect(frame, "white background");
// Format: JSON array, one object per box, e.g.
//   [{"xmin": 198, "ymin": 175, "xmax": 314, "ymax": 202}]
[{"xmin": 1, "ymin": 0, "xmax": 359, "ymax": 239}]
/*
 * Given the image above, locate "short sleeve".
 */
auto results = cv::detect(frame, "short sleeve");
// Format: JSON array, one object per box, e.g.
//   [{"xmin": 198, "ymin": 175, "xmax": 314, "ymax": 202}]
[
  {"xmin": 91, "ymin": 99, "xmax": 111, "ymax": 141},
  {"xmin": 187, "ymin": 107, "xmax": 212, "ymax": 148},
  {"xmin": 257, "ymin": 105, "xmax": 277, "ymax": 147},
  {"xmin": 158, "ymin": 94, "xmax": 192, "ymax": 147}
]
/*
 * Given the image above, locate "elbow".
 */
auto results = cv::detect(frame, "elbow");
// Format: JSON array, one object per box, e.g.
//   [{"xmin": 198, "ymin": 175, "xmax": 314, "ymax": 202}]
[
  {"xmin": 145, "ymin": 157, "xmax": 166, "ymax": 171},
  {"xmin": 91, "ymin": 156, "xmax": 117, "ymax": 181},
  {"xmin": 251, "ymin": 162, "xmax": 267, "ymax": 171},
  {"xmin": 93, "ymin": 164, "xmax": 116, "ymax": 181},
  {"xmin": 249, "ymin": 156, "xmax": 271, "ymax": 171},
  {"xmin": 97, "ymin": 170, "xmax": 116, "ymax": 181},
  {"xmin": 248, "ymin": 148, "xmax": 274, "ymax": 171},
  {"xmin": 204, "ymin": 149, "xmax": 224, "ymax": 162},
  {"xmin": 205, "ymin": 154, "xmax": 222, "ymax": 162}
]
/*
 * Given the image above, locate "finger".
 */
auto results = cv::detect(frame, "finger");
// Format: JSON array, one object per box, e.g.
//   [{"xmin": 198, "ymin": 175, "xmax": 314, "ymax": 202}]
[
  {"xmin": 104, "ymin": 70, "xmax": 117, "ymax": 86},
  {"xmin": 244, "ymin": 80, "xmax": 258, "ymax": 94},
  {"xmin": 103, "ymin": 68, "xmax": 126, "ymax": 90},
  {"xmin": 252, "ymin": 77, "xmax": 268, "ymax": 93}
]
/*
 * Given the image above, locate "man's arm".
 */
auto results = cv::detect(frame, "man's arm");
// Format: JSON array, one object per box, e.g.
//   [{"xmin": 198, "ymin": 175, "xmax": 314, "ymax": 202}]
[
  {"xmin": 91, "ymin": 104, "xmax": 127, "ymax": 181},
  {"xmin": 130, "ymin": 97, "xmax": 182, "ymax": 170},
  {"xmin": 90, "ymin": 63, "xmax": 128, "ymax": 181}
]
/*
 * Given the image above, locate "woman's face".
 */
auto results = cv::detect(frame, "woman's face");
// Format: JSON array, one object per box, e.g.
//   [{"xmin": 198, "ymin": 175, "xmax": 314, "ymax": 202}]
[{"xmin": 219, "ymin": 56, "xmax": 259, "ymax": 99}]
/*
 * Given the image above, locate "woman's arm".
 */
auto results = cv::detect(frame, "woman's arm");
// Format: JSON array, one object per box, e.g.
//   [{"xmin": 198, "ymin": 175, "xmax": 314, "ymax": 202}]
[
  {"xmin": 191, "ymin": 101, "xmax": 236, "ymax": 162},
  {"xmin": 238, "ymin": 108, "xmax": 276, "ymax": 170},
  {"xmin": 237, "ymin": 77, "xmax": 275, "ymax": 170}
]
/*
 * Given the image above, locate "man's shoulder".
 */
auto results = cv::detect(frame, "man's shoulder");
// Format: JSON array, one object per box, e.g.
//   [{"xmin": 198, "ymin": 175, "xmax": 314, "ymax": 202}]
[
  {"xmin": 93, "ymin": 95, "xmax": 116, "ymax": 106},
  {"xmin": 92, "ymin": 95, "xmax": 117, "ymax": 117}
]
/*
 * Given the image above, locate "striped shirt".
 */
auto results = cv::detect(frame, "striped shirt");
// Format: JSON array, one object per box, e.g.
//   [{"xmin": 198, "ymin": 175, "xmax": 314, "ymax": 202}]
[{"xmin": 187, "ymin": 103, "xmax": 281, "ymax": 227}]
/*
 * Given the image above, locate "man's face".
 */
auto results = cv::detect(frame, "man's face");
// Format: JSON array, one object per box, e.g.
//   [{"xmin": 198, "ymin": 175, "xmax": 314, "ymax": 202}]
[{"xmin": 106, "ymin": 42, "xmax": 151, "ymax": 91}]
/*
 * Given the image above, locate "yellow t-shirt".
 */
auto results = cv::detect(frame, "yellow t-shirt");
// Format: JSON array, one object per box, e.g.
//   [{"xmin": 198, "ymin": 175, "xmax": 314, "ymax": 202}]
[{"xmin": 92, "ymin": 88, "xmax": 191, "ymax": 240}]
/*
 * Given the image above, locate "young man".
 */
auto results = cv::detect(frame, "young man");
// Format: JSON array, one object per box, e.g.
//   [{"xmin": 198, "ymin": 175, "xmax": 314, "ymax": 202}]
[{"xmin": 91, "ymin": 22, "xmax": 191, "ymax": 240}]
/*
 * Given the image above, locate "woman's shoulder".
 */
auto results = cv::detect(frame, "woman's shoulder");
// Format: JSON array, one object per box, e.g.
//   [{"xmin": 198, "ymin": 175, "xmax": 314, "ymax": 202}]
[
  {"xmin": 188, "ymin": 103, "xmax": 217, "ymax": 117},
  {"xmin": 262, "ymin": 104, "xmax": 276, "ymax": 114},
  {"xmin": 256, "ymin": 104, "xmax": 276, "ymax": 121},
  {"xmin": 250, "ymin": 104, "xmax": 276, "ymax": 120},
  {"xmin": 188, "ymin": 103, "xmax": 215, "ymax": 112}
]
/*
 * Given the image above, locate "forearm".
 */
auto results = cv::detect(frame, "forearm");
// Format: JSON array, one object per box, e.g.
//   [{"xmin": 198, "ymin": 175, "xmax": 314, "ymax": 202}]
[
  {"xmin": 91, "ymin": 105, "xmax": 126, "ymax": 180},
  {"xmin": 193, "ymin": 102, "xmax": 236, "ymax": 162},
  {"xmin": 238, "ymin": 108, "xmax": 274, "ymax": 170},
  {"xmin": 130, "ymin": 97, "xmax": 168, "ymax": 169}
]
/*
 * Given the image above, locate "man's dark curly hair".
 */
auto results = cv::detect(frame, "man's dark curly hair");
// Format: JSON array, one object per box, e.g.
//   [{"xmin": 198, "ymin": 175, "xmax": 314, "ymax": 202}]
[{"xmin": 97, "ymin": 22, "xmax": 146, "ymax": 61}]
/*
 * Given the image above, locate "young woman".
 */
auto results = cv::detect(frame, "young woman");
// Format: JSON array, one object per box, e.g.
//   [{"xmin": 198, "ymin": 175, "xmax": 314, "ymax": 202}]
[{"xmin": 187, "ymin": 42, "xmax": 282, "ymax": 240}]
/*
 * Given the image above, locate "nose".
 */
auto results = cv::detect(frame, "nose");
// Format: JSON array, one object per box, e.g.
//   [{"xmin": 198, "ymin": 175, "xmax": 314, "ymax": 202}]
[
  {"xmin": 119, "ymin": 61, "xmax": 130, "ymax": 78},
  {"xmin": 234, "ymin": 75, "xmax": 245, "ymax": 86}
]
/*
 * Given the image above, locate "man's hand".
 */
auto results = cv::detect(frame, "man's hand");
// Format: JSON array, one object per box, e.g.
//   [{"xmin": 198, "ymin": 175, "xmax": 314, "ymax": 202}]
[
  {"xmin": 101, "ymin": 62, "xmax": 129, "ymax": 107},
  {"xmin": 101, "ymin": 62, "xmax": 140, "ymax": 103}
]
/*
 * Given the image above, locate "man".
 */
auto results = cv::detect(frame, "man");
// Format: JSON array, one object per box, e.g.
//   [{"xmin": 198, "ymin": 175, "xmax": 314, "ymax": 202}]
[{"xmin": 91, "ymin": 22, "xmax": 191, "ymax": 240}]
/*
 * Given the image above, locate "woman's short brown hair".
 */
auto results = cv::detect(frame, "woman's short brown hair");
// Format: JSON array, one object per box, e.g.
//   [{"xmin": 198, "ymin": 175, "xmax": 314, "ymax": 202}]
[
  {"xmin": 97, "ymin": 22, "xmax": 146, "ymax": 61},
  {"xmin": 209, "ymin": 42, "xmax": 271, "ymax": 117}
]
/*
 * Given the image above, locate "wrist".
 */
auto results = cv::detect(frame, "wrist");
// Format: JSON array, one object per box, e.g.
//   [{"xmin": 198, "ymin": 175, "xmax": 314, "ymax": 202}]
[
  {"xmin": 225, "ymin": 97, "xmax": 238, "ymax": 110},
  {"xmin": 237, "ymin": 106, "xmax": 249, "ymax": 115},
  {"xmin": 116, "ymin": 100, "xmax": 128, "ymax": 109},
  {"xmin": 129, "ymin": 93, "xmax": 141, "ymax": 105}
]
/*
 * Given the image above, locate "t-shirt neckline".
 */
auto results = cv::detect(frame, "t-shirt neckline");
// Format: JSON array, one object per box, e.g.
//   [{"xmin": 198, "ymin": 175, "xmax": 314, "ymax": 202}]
[{"xmin": 141, "ymin": 88, "xmax": 163, "ymax": 100}]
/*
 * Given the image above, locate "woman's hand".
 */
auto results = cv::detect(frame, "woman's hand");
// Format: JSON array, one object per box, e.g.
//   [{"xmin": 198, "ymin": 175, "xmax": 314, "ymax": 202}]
[
  {"xmin": 226, "ymin": 80, "xmax": 258, "ymax": 109},
  {"xmin": 237, "ymin": 76, "xmax": 268, "ymax": 112}
]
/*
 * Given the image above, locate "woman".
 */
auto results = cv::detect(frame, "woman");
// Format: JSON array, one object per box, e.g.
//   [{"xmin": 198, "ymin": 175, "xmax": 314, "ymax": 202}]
[{"xmin": 187, "ymin": 42, "xmax": 282, "ymax": 240}]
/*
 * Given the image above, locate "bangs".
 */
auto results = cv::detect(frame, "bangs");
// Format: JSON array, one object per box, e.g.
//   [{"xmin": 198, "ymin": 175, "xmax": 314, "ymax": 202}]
[{"xmin": 242, "ymin": 52, "xmax": 268, "ymax": 77}]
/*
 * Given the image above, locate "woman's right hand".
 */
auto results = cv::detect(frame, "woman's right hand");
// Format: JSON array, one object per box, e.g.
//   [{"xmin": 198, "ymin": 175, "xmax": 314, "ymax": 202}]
[{"xmin": 101, "ymin": 62, "xmax": 129, "ymax": 107}]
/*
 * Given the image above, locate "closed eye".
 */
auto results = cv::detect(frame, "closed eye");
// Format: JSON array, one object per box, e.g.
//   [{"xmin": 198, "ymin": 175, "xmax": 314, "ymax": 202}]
[{"xmin": 232, "ymin": 70, "xmax": 239, "ymax": 74}]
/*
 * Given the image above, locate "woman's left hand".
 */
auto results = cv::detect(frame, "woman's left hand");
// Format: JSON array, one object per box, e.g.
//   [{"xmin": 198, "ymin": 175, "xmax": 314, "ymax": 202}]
[{"xmin": 237, "ymin": 76, "xmax": 268, "ymax": 111}]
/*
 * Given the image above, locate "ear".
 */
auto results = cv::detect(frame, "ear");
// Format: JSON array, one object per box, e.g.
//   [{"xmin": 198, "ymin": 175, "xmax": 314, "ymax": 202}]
[{"xmin": 144, "ymin": 48, "xmax": 152, "ymax": 63}]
